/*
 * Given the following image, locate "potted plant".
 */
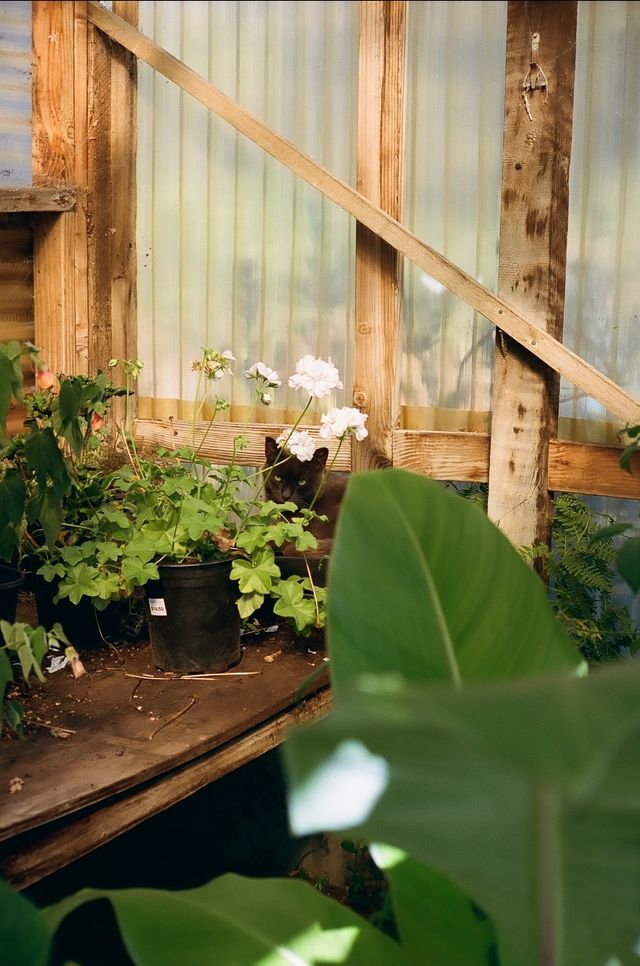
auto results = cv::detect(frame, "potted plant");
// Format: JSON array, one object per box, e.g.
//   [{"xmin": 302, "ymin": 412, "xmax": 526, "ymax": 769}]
[
  {"xmin": 1, "ymin": 342, "xmax": 368, "ymax": 672},
  {"xmin": 0, "ymin": 339, "xmax": 132, "ymax": 647}
]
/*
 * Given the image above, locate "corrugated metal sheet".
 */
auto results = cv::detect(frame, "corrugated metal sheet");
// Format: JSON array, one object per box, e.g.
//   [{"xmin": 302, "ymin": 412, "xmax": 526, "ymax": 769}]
[
  {"xmin": 0, "ymin": 0, "xmax": 32, "ymax": 186},
  {"xmin": 561, "ymin": 0, "xmax": 640, "ymax": 442},
  {"xmin": 136, "ymin": 0, "xmax": 357, "ymax": 420},
  {"xmin": 402, "ymin": 0, "xmax": 506, "ymax": 429}
]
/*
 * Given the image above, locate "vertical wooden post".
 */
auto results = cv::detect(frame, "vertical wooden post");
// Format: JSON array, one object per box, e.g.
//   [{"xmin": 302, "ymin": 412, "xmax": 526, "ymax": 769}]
[
  {"xmin": 32, "ymin": 1, "xmax": 137, "ymax": 380},
  {"xmin": 109, "ymin": 2, "xmax": 138, "ymax": 377},
  {"xmin": 353, "ymin": 1, "xmax": 406, "ymax": 471},
  {"xmin": 87, "ymin": 1, "xmax": 137, "ymax": 375},
  {"xmin": 487, "ymin": 2, "xmax": 577, "ymax": 549},
  {"xmin": 32, "ymin": 1, "xmax": 89, "ymax": 377}
]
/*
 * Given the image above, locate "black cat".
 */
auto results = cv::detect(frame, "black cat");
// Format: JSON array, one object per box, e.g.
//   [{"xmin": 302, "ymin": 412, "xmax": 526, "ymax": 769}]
[{"xmin": 263, "ymin": 436, "xmax": 346, "ymax": 554}]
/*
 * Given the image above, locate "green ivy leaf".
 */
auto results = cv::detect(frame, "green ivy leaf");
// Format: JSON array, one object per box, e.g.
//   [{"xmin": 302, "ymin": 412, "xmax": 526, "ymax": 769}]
[
  {"xmin": 121, "ymin": 558, "xmax": 159, "ymax": 593},
  {"xmin": 58, "ymin": 563, "xmax": 101, "ymax": 604},
  {"xmin": 273, "ymin": 579, "xmax": 318, "ymax": 633},
  {"xmin": 237, "ymin": 591, "xmax": 265, "ymax": 619},
  {"xmin": 0, "ymin": 469, "xmax": 25, "ymax": 527},
  {"xmin": 616, "ymin": 536, "xmax": 640, "ymax": 594},
  {"xmin": 0, "ymin": 353, "xmax": 22, "ymax": 439},
  {"xmin": 36, "ymin": 561, "xmax": 66, "ymax": 583},
  {"xmin": 0, "ymin": 647, "xmax": 14, "ymax": 706},
  {"xmin": 230, "ymin": 551, "xmax": 280, "ymax": 594}
]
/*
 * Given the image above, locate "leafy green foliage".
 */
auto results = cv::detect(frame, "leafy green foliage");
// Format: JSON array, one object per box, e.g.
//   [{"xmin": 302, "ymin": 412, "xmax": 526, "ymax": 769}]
[
  {"xmin": 524, "ymin": 493, "xmax": 639, "ymax": 662},
  {"xmin": 0, "ymin": 620, "xmax": 71, "ymax": 736},
  {"xmin": 0, "ymin": 341, "xmax": 126, "ymax": 559},
  {"xmin": 0, "ymin": 878, "xmax": 51, "ymax": 966},
  {"xmin": 284, "ymin": 471, "xmax": 640, "ymax": 966},
  {"xmin": 2, "ymin": 468, "xmax": 639, "ymax": 964},
  {"xmin": 41, "ymin": 875, "xmax": 404, "ymax": 966},
  {"xmin": 619, "ymin": 423, "xmax": 640, "ymax": 473}
]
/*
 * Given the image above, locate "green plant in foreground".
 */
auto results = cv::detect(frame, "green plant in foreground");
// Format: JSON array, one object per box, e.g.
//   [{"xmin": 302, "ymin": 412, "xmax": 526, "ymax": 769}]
[
  {"xmin": 0, "ymin": 620, "xmax": 75, "ymax": 736},
  {"xmin": 3, "ymin": 471, "xmax": 640, "ymax": 966}
]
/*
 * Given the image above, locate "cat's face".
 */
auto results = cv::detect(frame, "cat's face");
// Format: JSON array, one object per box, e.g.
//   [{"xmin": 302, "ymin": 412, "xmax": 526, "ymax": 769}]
[{"xmin": 263, "ymin": 436, "xmax": 328, "ymax": 508}]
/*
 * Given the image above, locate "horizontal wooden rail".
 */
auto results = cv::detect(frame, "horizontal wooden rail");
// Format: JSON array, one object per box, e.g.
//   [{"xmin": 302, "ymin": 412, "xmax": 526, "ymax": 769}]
[
  {"xmin": 393, "ymin": 430, "xmax": 640, "ymax": 500},
  {"xmin": 134, "ymin": 419, "xmax": 353, "ymax": 472},
  {"xmin": 135, "ymin": 418, "xmax": 640, "ymax": 500},
  {"xmin": 0, "ymin": 188, "xmax": 77, "ymax": 212},
  {"xmin": 87, "ymin": 2, "xmax": 640, "ymax": 428}
]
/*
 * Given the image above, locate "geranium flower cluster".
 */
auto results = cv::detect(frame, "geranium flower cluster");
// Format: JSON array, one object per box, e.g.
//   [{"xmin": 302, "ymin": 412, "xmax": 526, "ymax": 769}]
[
  {"xmin": 193, "ymin": 349, "xmax": 367, "ymax": 463},
  {"xmin": 192, "ymin": 348, "xmax": 235, "ymax": 380},
  {"xmin": 244, "ymin": 361, "xmax": 281, "ymax": 406}
]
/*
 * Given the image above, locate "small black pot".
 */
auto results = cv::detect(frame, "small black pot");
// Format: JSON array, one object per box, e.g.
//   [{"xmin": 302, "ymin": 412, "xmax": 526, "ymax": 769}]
[
  {"xmin": 0, "ymin": 565, "xmax": 25, "ymax": 624},
  {"xmin": 32, "ymin": 574, "xmax": 134, "ymax": 650},
  {"xmin": 146, "ymin": 560, "xmax": 241, "ymax": 674}
]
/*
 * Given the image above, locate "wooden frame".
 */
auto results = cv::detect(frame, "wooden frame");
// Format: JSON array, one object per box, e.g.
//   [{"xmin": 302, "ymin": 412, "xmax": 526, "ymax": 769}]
[
  {"xmin": 27, "ymin": 2, "xmax": 640, "ymax": 544},
  {"xmin": 30, "ymin": 0, "xmax": 137, "ymax": 379}
]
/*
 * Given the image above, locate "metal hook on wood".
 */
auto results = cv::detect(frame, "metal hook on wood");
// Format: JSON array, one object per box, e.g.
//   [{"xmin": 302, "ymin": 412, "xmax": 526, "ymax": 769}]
[{"xmin": 522, "ymin": 31, "xmax": 549, "ymax": 121}]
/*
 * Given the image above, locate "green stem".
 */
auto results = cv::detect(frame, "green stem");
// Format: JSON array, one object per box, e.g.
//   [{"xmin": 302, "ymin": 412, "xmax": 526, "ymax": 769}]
[{"xmin": 307, "ymin": 435, "xmax": 345, "ymax": 514}]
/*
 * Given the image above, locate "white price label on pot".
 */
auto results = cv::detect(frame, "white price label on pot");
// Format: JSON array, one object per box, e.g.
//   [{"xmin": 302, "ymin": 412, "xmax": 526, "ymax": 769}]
[{"xmin": 148, "ymin": 598, "xmax": 167, "ymax": 617}]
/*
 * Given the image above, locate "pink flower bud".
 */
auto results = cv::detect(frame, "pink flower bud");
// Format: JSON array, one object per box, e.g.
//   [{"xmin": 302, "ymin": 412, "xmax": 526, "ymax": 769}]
[
  {"xmin": 36, "ymin": 368, "xmax": 56, "ymax": 391},
  {"xmin": 90, "ymin": 411, "xmax": 104, "ymax": 432}
]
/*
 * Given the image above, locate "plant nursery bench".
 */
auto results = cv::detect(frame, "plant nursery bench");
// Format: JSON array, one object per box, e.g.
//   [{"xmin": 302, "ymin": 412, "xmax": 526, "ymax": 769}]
[{"xmin": 0, "ymin": 629, "xmax": 331, "ymax": 890}]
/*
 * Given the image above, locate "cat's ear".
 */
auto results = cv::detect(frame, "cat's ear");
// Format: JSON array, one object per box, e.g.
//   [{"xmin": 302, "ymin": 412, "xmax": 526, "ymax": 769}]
[
  {"xmin": 312, "ymin": 447, "xmax": 329, "ymax": 469},
  {"xmin": 265, "ymin": 436, "xmax": 279, "ymax": 462}
]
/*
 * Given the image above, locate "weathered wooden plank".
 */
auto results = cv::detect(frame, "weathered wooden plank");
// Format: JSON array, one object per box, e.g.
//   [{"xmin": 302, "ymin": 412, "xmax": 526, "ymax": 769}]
[
  {"xmin": 86, "ymin": 7, "xmax": 113, "ymax": 373},
  {"xmin": 134, "ymin": 418, "xmax": 352, "ymax": 472},
  {"xmin": 353, "ymin": 1, "xmax": 406, "ymax": 471},
  {"xmin": 32, "ymin": 2, "xmax": 79, "ymax": 377},
  {"xmin": 85, "ymin": 1, "xmax": 640, "ymax": 426},
  {"xmin": 32, "ymin": 2, "xmax": 89, "ymax": 377},
  {"xmin": 1, "ymin": 689, "xmax": 332, "ymax": 890},
  {"xmin": 488, "ymin": 2, "xmax": 578, "ymax": 547},
  {"xmin": 0, "ymin": 188, "xmax": 77, "ymax": 212},
  {"xmin": 0, "ymin": 636, "xmax": 329, "ymax": 845},
  {"xmin": 109, "ymin": 1, "xmax": 138, "ymax": 411},
  {"xmin": 392, "ymin": 430, "xmax": 640, "ymax": 500}
]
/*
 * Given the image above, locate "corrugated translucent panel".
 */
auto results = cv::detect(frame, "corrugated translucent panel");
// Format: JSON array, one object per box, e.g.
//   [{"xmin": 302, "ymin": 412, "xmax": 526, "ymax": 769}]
[
  {"xmin": 561, "ymin": 1, "xmax": 640, "ymax": 443},
  {"xmin": 401, "ymin": 1, "xmax": 506, "ymax": 431},
  {"xmin": 137, "ymin": 1, "xmax": 357, "ymax": 420},
  {"xmin": 0, "ymin": 1, "xmax": 31, "ymax": 186}
]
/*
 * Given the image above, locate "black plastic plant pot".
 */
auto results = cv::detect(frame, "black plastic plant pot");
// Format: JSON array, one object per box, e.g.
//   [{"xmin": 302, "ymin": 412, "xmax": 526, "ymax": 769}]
[
  {"xmin": 146, "ymin": 560, "xmax": 242, "ymax": 674},
  {"xmin": 0, "ymin": 565, "xmax": 25, "ymax": 624},
  {"xmin": 33, "ymin": 573, "xmax": 125, "ymax": 650}
]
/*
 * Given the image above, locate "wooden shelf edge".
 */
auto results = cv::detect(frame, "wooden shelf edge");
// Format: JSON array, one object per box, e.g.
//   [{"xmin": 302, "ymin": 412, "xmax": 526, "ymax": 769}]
[
  {"xmin": 392, "ymin": 430, "xmax": 640, "ymax": 500},
  {"xmin": 0, "ymin": 187, "xmax": 77, "ymax": 213},
  {"xmin": 1, "ymin": 687, "xmax": 332, "ymax": 890}
]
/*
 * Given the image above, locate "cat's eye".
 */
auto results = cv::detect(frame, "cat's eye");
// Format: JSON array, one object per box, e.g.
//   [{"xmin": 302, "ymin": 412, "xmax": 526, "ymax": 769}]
[
  {"xmin": 273, "ymin": 475, "xmax": 282, "ymax": 482},
  {"xmin": 298, "ymin": 480, "xmax": 307, "ymax": 487}
]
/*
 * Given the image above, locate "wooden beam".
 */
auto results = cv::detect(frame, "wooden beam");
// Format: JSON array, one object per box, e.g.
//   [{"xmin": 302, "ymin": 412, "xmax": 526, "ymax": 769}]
[
  {"xmin": 392, "ymin": 430, "xmax": 640, "ymax": 501},
  {"xmin": 134, "ymin": 419, "xmax": 352, "ymax": 472},
  {"xmin": 0, "ymin": 188, "xmax": 77, "ymax": 212},
  {"xmin": 353, "ymin": 1, "xmax": 406, "ymax": 470},
  {"xmin": 85, "ymin": 1, "xmax": 640, "ymax": 426},
  {"xmin": 488, "ymin": 2, "xmax": 578, "ymax": 548},
  {"xmin": 109, "ymin": 2, "xmax": 138, "ymax": 394},
  {"xmin": 32, "ymin": 2, "xmax": 89, "ymax": 377},
  {"xmin": 2, "ymin": 689, "xmax": 332, "ymax": 890}
]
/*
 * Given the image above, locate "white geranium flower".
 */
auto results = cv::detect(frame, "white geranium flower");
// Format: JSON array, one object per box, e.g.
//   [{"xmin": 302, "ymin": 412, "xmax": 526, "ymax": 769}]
[
  {"xmin": 319, "ymin": 407, "xmax": 368, "ymax": 442},
  {"xmin": 261, "ymin": 392, "xmax": 272, "ymax": 406},
  {"xmin": 244, "ymin": 361, "xmax": 281, "ymax": 387},
  {"xmin": 276, "ymin": 429, "xmax": 317, "ymax": 462},
  {"xmin": 288, "ymin": 355, "xmax": 343, "ymax": 399}
]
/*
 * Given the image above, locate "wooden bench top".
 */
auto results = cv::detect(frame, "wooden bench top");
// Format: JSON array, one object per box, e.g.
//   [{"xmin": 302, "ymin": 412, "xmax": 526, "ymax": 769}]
[{"xmin": 0, "ymin": 629, "xmax": 331, "ymax": 889}]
